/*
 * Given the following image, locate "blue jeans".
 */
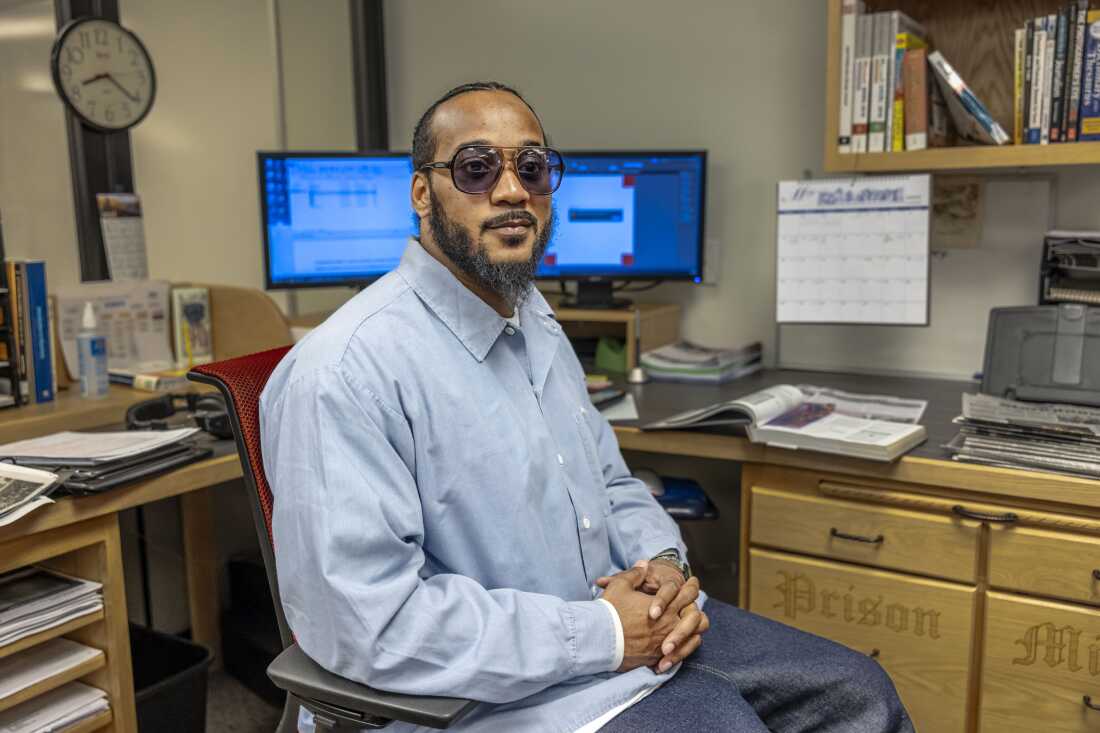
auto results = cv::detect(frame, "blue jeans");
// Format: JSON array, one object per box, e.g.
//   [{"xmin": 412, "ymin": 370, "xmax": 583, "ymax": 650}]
[{"xmin": 601, "ymin": 599, "xmax": 915, "ymax": 732}]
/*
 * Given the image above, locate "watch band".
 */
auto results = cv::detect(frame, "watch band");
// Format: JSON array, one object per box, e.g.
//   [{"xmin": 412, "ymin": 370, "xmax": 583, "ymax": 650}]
[{"xmin": 650, "ymin": 548, "xmax": 692, "ymax": 580}]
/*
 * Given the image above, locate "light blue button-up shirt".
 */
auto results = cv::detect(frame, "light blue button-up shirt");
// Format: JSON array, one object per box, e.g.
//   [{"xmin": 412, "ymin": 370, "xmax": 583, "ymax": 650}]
[{"xmin": 259, "ymin": 239, "xmax": 691, "ymax": 732}]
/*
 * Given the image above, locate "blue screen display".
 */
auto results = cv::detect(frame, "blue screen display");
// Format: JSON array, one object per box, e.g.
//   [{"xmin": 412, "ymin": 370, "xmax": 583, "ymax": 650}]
[
  {"xmin": 538, "ymin": 152, "xmax": 705, "ymax": 280},
  {"xmin": 260, "ymin": 150, "xmax": 705, "ymax": 288},
  {"xmin": 261, "ymin": 153, "xmax": 415, "ymax": 287}
]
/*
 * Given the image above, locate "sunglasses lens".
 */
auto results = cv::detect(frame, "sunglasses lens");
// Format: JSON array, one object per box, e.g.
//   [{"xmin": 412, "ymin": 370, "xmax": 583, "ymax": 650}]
[
  {"xmin": 452, "ymin": 147, "xmax": 503, "ymax": 193},
  {"xmin": 515, "ymin": 148, "xmax": 564, "ymax": 195}
]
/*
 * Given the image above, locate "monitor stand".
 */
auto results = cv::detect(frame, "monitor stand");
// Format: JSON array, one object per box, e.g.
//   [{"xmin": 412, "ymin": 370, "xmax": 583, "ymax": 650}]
[{"xmin": 558, "ymin": 280, "xmax": 632, "ymax": 310}]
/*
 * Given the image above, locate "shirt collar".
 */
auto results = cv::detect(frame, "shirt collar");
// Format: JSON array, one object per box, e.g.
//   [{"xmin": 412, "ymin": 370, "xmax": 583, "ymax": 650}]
[{"xmin": 396, "ymin": 238, "xmax": 555, "ymax": 362}]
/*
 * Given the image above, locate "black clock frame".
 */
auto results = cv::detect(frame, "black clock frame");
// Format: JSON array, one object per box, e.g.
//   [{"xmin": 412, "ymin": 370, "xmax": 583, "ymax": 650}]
[{"xmin": 50, "ymin": 17, "xmax": 157, "ymax": 133}]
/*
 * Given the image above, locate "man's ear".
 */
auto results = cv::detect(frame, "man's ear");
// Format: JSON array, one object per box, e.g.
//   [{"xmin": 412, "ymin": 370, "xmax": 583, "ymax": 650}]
[{"xmin": 411, "ymin": 172, "xmax": 432, "ymax": 222}]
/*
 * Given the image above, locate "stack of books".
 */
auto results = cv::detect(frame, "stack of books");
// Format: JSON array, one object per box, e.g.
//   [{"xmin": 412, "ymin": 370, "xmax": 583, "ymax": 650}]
[
  {"xmin": 945, "ymin": 393, "xmax": 1100, "ymax": 478},
  {"xmin": 837, "ymin": 2, "xmax": 1013, "ymax": 153},
  {"xmin": 0, "ymin": 260, "xmax": 54, "ymax": 406},
  {"xmin": 1012, "ymin": 4, "xmax": 1100, "ymax": 146},
  {"xmin": 640, "ymin": 341, "xmax": 762, "ymax": 385}
]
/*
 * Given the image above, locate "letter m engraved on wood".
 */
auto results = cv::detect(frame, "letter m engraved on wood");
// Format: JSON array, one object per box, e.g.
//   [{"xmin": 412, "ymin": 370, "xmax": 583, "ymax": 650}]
[
  {"xmin": 774, "ymin": 571, "xmax": 815, "ymax": 619},
  {"xmin": 1013, "ymin": 622, "xmax": 1083, "ymax": 671}
]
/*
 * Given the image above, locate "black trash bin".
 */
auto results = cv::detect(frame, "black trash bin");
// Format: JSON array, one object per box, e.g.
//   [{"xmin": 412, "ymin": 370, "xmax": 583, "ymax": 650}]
[{"xmin": 130, "ymin": 623, "xmax": 213, "ymax": 733}]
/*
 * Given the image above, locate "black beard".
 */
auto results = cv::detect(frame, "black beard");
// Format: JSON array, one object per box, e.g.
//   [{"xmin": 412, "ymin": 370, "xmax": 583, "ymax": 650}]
[{"xmin": 428, "ymin": 195, "xmax": 553, "ymax": 308}]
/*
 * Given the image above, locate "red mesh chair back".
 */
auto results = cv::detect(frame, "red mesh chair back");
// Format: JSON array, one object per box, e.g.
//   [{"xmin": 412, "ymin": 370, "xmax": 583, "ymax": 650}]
[{"xmin": 189, "ymin": 345, "xmax": 294, "ymax": 646}]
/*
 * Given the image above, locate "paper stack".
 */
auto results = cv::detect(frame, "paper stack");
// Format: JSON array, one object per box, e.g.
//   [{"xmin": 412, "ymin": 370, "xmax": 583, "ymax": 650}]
[
  {"xmin": 945, "ymin": 393, "xmax": 1100, "ymax": 478},
  {"xmin": 0, "ymin": 682, "xmax": 108, "ymax": 732},
  {"xmin": 0, "ymin": 428, "xmax": 199, "ymax": 467},
  {"xmin": 640, "ymin": 341, "xmax": 763, "ymax": 384},
  {"xmin": 0, "ymin": 568, "xmax": 103, "ymax": 647},
  {"xmin": 0, "ymin": 638, "xmax": 102, "ymax": 701}
]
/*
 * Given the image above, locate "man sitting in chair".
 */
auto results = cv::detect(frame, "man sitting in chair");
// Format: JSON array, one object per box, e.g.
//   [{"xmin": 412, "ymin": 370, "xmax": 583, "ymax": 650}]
[{"xmin": 260, "ymin": 81, "xmax": 914, "ymax": 732}]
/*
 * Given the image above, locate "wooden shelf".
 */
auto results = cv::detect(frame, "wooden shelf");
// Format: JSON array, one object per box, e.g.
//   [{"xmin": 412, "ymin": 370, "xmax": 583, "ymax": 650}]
[
  {"xmin": 0, "ymin": 610, "xmax": 104, "ymax": 661},
  {"xmin": 825, "ymin": 141, "xmax": 1100, "ymax": 173},
  {"xmin": 0, "ymin": 650, "xmax": 105, "ymax": 713},
  {"xmin": 59, "ymin": 707, "xmax": 112, "ymax": 733}
]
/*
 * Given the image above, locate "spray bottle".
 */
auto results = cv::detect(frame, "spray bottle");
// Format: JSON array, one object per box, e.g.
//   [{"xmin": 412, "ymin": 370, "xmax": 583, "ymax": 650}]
[{"xmin": 76, "ymin": 302, "xmax": 109, "ymax": 399}]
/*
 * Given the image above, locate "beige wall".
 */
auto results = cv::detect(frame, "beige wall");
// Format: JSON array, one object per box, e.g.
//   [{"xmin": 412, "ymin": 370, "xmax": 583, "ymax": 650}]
[
  {"xmin": 384, "ymin": 0, "xmax": 829, "ymax": 361},
  {"xmin": 0, "ymin": 0, "xmax": 81, "ymax": 288}
]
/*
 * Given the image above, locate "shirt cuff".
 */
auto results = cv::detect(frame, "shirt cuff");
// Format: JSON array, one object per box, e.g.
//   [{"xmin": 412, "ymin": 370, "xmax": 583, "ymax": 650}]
[
  {"xmin": 596, "ymin": 598, "xmax": 625, "ymax": 671},
  {"xmin": 563, "ymin": 600, "xmax": 620, "ymax": 676}
]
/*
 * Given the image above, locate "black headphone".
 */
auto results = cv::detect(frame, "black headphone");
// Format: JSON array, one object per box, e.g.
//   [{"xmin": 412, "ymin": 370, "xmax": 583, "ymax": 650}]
[{"xmin": 125, "ymin": 393, "xmax": 233, "ymax": 439}]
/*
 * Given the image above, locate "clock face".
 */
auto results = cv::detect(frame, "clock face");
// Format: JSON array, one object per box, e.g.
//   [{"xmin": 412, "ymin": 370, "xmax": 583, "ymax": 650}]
[{"xmin": 51, "ymin": 19, "xmax": 156, "ymax": 132}]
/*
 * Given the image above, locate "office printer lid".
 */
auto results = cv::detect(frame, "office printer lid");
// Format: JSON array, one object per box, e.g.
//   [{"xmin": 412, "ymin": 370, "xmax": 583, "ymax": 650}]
[{"xmin": 982, "ymin": 304, "xmax": 1100, "ymax": 407}]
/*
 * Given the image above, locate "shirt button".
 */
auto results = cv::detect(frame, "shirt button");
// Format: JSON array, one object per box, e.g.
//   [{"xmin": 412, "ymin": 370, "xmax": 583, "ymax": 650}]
[
  {"xmin": 557, "ymin": 454, "xmax": 564, "ymax": 465},
  {"xmin": 582, "ymin": 515, "xmax": 591, "ymax": 529},
  {"xmin": 504, "ymin": 326, "xmax": 516, "ymax": 336}
]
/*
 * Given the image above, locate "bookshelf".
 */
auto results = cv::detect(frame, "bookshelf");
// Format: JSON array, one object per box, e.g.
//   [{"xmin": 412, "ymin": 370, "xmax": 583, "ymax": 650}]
[{"xmin": 824, "ymin": 0, "xmax": 1100, "ymax": 172}]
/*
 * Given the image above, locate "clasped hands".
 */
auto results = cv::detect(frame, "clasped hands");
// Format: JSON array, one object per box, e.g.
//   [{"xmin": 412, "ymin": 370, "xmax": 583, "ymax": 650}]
[{"xmin": 596, "ymin": 559, "xmax": 709, "ymax": 674}]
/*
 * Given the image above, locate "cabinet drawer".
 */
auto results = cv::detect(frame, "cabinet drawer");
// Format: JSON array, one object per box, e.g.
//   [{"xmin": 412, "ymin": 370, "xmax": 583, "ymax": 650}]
[
  {"xmin": 982, "ymin": 592, "xmax": 1100, "ymax": 732},
  {"xmin": 749, "ymin": 548, "xmax": 974, "ymax": 733},
  {"xmin": 750, "ymin": 485, "xmax": 980, "ymax": 582},
  {"xmin": 989, "ymin": 525, "xmax": 1100, "ymax": 606}
]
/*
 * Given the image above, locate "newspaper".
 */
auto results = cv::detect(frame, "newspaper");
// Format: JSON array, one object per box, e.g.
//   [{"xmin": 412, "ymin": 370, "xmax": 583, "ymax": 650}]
[{"xmin": 962, "ymin": 393, "xmax": 1100, "ymax": 437}]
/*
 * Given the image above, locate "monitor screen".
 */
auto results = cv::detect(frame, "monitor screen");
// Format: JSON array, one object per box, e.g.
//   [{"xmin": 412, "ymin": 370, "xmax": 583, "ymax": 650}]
[
  {"xmin": 538, "ymin": 151, "xmax": 706, "ymax": 281},
  {"xmin": 259, "ymin": 150, "xmax": 706, "ymax": 289},
  {"xmin": 260, "ymin": 152, "xmax": 415, "ymax": 288}
]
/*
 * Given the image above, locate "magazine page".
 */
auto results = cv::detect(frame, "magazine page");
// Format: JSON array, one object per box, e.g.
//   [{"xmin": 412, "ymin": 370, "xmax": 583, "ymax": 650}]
[
  {"xmin": 730, "ymin": 385, "xmax": 805, "ymax": 425},
  {"xmin": 640, "ymin": 384, "xmax": 801, "ymax": 431},
  {"xmin": 756, "ymin": 405, "xmax": 918, "ymax": 447},
  {"xmin": 798, "ymin": 385, "xmax": 927, "ymax": 424}
]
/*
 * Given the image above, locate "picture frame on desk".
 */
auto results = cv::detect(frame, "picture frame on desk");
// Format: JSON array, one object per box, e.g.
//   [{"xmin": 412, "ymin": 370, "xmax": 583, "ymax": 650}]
[{"xmin": 171, "ymin": 288, "xmax": 212, "ymax": 369}]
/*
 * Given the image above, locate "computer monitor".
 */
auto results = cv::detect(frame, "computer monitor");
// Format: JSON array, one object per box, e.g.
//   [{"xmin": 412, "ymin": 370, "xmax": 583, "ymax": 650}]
[
  {"xmin": 540, "ymin": 150, "xmax": 706, "ymax": 308},
  {"xmin": 259, "ymin": 151, "xmax": 415, "ymax": 289}
]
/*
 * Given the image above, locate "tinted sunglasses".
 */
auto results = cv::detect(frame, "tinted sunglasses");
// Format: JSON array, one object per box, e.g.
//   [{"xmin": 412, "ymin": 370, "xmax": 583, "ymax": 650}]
[{"xmin": 420, "ymin": 145, "xmax": 565, "ymax": 195}]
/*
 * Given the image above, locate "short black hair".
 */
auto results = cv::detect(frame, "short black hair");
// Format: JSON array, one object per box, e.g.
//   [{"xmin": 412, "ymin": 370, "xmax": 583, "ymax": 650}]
[{"xmin": 411, "ymin": 81, "xmax": 545, "ymax": 170}]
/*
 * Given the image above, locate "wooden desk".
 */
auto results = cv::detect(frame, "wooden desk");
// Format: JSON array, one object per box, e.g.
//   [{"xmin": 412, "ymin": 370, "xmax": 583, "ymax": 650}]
[{"xmin": 612, "ymin": 370, "xmax": 1100, "ymax": 733}]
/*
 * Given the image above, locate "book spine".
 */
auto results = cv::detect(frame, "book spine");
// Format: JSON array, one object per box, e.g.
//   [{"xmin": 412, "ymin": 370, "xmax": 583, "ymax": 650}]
[
  {"xmin": 868, "ymin": 12, "xmax": 890, "ymax": 152},
  {"xmin": 1067, "ymin": 1, "xmax": 1089, "ymax": 141},
  {"xmin": 929, "ymin": 51, "xmax": 1011, "ymax": 144},
  {"xmin": 1024, "ymin": 20, "xmax": 1035, "ymax": 143},
  {"xmin": 1028, "ymin": 19, "xmax": 1046, "ymax": 144},
  {"xmin": 23, "ymin": 262, "xmax": 52, "ymax": 403},
  {"xmin": 15, "ymin": 263, "xmax": 34, "ymax": 403},
  {"xmin": 851, "ymin": 14, "xmax": 873, "ymax": 153},
  {"xmin": 1050, "ymin": 8, "xmax": 1069, "ymax": 142},
  {"xmin": 1062, "ymin": 4, "xmax": 1080, "ymax": 142},
  {"xmin": 1040, "ymin": 18, "xmax": 1055, "ymax": 144},
  {"xmin": 1014, "ymin": 27, "xmax": 1026, "ymax": 145},
  {"xmin": 892, "ymin": 32, "xmax": 926, "ymax": 151},
  {"xmin": 1082, "ymin": 10, "xmax": 1100, "ymax": 141},
  {"xmin": 5, "ymin": 262, "xmax": 21, "ymax": 388},
  {"xmin": 837, "ymin": 0, "xmax": 862, "ymax": 153},
  {"xmin": 904, "ymin": 47, "xmax": 929, "ymax": 150}
]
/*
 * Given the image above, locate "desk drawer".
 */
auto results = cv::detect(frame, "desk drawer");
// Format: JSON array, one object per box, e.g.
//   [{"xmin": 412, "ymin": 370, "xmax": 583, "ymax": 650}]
[
  {"xmin": 989, "ymin": 525, "xmax": 1100, "ymax": 607},
  {"xmin": 981, "ymin": 591, "xmax": 1100, "ymax": 733},
  {"xmin": 750, "ymin": 485, "xmax": 980, "ymax": 582},
  {"xmin": 749, "ymin": 548, "xmax": 974, "ymax": 733}
]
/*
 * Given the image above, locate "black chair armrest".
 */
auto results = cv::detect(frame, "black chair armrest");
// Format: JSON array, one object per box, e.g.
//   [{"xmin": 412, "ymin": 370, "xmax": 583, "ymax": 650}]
[{"xmin": 268, "ymin": 643, "xmax": 477, "ymax": 730}]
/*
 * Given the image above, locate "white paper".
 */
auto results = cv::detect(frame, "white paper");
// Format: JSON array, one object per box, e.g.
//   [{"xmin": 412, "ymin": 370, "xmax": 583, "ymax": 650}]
[
  {"xmin": 0, "ymin": 681, "xmax": 107, "ymax": 733},
  {"xmin": 776, "ymin": 175, "xmax": 931, "ymax": 325},
  {"xmin": 600, "ymin": 394, "xmax": 639, "ymax": 422},
  {"xmin": 55, "ymin": 280, "xmax": 173, "ymax": 380},
  {"xmin": 0, "ymin": 638, "xmax": 101, "ymax": 699},
  {"xmin": 0, "ymin": 428, "xmax": 199, "ymax": 466},
  {"xmin": 97, "ymin": 193, "xmax": 149, "ymax": 280},
  {"xmin": 0, "ymin": 497, "xmax": 53, "ymax": 528}
]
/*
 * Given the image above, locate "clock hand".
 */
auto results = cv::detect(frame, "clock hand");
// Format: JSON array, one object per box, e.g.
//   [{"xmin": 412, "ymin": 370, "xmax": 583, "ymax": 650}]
[
  {"xmin": 104, "ymin": 74, "xmax": 140, "ymax": 102},
  {"xmin": 81, "ymin": 72, "xmax": 110, "ymax": 86}
]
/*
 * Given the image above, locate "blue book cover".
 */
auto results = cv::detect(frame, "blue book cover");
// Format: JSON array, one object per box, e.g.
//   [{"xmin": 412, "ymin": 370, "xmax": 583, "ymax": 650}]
[
  {"xmin": 22, "ymin": 261, "xmax": 53, "ymax": 403},
  {"xmin": 1081, "ymin": 10, "xmax": 1100, "ymax": 141}
]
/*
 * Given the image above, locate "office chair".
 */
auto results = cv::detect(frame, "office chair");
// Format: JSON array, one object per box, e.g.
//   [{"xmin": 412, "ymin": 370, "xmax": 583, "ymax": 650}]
[{"xmin": 189, "ymin": 347, "xmax": 476, "ymax": 731}]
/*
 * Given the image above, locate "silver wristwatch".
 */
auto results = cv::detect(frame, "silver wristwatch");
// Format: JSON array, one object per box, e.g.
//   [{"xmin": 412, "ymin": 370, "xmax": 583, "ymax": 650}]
[{"xmin": 650, "ymin": 548, "xmax": 692, "ymax": 580}]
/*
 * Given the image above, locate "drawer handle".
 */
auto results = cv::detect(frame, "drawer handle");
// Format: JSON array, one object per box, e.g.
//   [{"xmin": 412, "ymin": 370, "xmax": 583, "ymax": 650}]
[
  {"xmin": 829, "ymin": 528, "xmax": 885, "ymax": 545},
  {"xmin": 951, "ymin": 505, "xmax": 1019, "ymax": 524},
  {"xmin": 1084, "ymin": 695, "xmax": 1100, "ymax": 711}
]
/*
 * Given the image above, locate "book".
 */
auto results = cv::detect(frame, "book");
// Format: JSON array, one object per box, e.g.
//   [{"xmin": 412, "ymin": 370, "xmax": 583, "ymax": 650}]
[
  {"xmin": 1050, "ymin": 8, "xmax": 1070, "ymax": 142},
  {"xmin": 837, "ymin": 0, "xmax": 864, "ymax": 153},
  {"xmin": 1028, "ymin": 18, "xmax": 1047, "ymax": 144},
  {"xmin": 851, "ymin": 13, "xmax": 875, "ymax": 153},
  {"xmin": 892, "ymin": 31, "xmax": 926, "ymax": 151},
  {"xmin": 1067, "ymin": 1, "xmax": 1089, "ymax": 142},
  {"xmin": 928, "ymin": 71, "xmax": 953, "ymax": 147},
  {"xmin": 928, "ymin": 50, "xmax": 1011, "ymax": 145},
  {"xmin": 883, "ymin": 12, "xmax": 925, "ymax": 152},
  {"xmin": 903, "ymin": 47, "xmax": 929, "ymax": 150},
  {"xmin": 640, "ymin": 340, "xmax": 762, "ymax": 385},
  {"xmin": 1014, "ymin": 27, "xmax": 1026, "ymax": 145},
  {"xmin": 1041, "ymin": 14, "xmax": 1056, "ymax": 145},
  {"xmin": 641, "ymin": 384, "xmax": 928, "ymax": 462},
  {"xmin": 1081, "ymin": 9, "xmax": 1100, "ymax": 141},
  {"xmin": 22, "ymin": 261, "xmax": 53, "ymax": 403},
  {"xmin": 1024, "ymin": 19, "xmax": 1036, "ymax": 144},
  {"xmin": 108, "ymin": 367, "xmax": 189, "ymax": 392},
  {"xmin": 868, "ymin": 12, "xmax": 891, "ymax": 152}
]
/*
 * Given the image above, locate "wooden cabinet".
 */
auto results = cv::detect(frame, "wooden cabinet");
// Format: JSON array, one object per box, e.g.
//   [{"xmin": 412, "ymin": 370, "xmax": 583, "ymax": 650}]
[
  {"xmin": 741, "ymin": 463, "xmax": 1100, "ymax": 733},
  {"xmin": 750, "ymin": 548, "xmax": 975, "ymax": 733}
]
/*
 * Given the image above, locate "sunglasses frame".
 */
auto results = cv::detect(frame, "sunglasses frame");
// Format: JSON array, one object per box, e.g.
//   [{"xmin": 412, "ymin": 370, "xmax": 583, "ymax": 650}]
[{"xmin": 419, "ymin": 145, "xmax": 565, "ymax": 195}]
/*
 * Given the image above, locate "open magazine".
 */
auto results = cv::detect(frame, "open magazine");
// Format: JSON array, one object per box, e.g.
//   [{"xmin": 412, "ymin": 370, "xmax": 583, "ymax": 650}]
[{"xmin": 642, "ymin": 385, "xmax": 928, "ymax": 462}]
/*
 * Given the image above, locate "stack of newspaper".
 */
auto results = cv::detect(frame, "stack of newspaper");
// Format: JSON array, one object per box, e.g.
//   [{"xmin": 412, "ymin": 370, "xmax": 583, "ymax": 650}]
[
  {"xmin": 640, "ymin": 341, "xmax": 762, "ymax": 384},
  {"xmin": 0, "ymin": 567, "xmax": 104, "ymax": 647},
  {"xmin": 0, "ymin": 682, "xmax": 108, "ymax": 732},
  {"xmin": 945, "ymin": 393, "xmax": 1100, "ymax": 478}
]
